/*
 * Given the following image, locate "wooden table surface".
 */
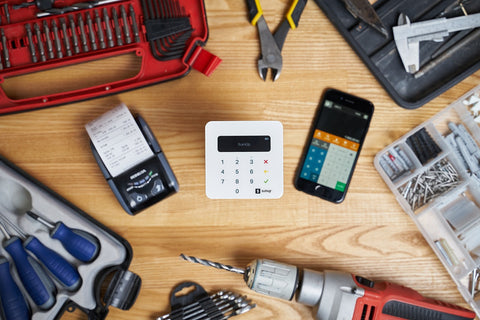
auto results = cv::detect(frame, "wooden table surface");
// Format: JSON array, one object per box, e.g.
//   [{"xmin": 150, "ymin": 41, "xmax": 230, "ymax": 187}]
[{"xmin": 1, "ymin": 0, "xmax": 480, "ymax": 319}]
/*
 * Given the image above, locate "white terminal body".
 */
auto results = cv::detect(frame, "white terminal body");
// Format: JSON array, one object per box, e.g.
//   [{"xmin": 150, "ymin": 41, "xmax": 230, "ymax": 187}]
[
  {"xmin": 205, "ymin": 121, "xmax": 283, "ymax": 199},
  {"xmin": 246, "ymin": 259, "xmax": 363, "ymax": 320}
]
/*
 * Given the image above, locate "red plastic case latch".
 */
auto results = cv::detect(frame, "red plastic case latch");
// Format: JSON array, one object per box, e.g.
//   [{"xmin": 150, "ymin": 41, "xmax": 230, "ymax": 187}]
[{"xmin": 189, "ymin": 47, "xmax": 222, "ymax": 76}]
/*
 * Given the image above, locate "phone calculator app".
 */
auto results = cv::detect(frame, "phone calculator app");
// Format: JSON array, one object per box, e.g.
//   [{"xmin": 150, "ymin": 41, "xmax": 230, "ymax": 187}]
[{"xmin": 299, "ymin": 99, "xmax": 368, "ymax": 191}]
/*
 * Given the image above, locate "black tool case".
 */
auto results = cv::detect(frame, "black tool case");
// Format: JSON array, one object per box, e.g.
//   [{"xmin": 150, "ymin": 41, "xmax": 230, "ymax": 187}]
[
  {"xmin": 0, "ymin": 154, "xmax": 141, "ymax": 319},
  {"xmin": 314, "ymin": 0, "xmax": 480, "ymax": 109}
]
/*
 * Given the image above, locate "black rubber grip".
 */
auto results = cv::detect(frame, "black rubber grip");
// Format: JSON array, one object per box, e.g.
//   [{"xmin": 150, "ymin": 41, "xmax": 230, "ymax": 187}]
[
  {"xmin": 246, "ymin": 0, "xmax": 262, "ymax": 24},
  {"xmin": 287, "ymin": 0, "xmax": 308, "ymax": 28},
  {"xmin": 382, "ymin": 301, "xmax": 474, "ymax": 320}
]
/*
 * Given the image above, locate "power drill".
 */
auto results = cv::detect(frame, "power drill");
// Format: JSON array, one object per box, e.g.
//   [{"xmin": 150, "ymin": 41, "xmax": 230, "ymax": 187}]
[{"xmin": 180, "ymin": 254, "xmax": 476, "ymax": 320}]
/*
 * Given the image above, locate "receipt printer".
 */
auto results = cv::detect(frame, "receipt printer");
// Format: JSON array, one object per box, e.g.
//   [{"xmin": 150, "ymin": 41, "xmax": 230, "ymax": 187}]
[{"xmin": 87, "ymin": 104, "xmax": 179, "ymax": 215}]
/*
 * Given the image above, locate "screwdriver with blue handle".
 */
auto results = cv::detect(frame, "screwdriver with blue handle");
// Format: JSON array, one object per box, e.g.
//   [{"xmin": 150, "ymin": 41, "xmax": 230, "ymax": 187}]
[
  {"xmin": 0, "ymin": 220, "xmax": 56, "ymax": 310},
  {"xmin": 0, "ymin": 213, "xmax": 81, "ymax": 291},
  {"xmin": 26, "ymin": 211, "xmax": 100, "ymax": 263},
  {"xmin": 0, "ymin": 256, "xmax": 30, "ymax": 320}
]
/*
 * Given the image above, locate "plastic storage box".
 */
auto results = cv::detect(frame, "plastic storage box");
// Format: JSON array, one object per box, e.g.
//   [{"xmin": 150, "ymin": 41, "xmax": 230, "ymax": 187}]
[{"xmin": 374, "ymin": 84, "xmax": 480, "ymax": 316}]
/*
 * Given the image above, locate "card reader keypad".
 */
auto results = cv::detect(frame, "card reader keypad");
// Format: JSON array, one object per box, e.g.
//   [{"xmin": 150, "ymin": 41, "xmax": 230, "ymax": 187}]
[
  {"xmin": 205, "ymin": 121, "xmax": 283, "ymax": 199},
  {"xmin": 217, "ymin": 156, "xmax": 273, "ymax": 196}
]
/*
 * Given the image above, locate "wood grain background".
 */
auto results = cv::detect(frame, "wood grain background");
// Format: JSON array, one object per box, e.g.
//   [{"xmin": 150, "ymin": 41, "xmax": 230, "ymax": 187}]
[{"xmin": 0, "ymin": 0, "xmax": 479, "ymax": 319}]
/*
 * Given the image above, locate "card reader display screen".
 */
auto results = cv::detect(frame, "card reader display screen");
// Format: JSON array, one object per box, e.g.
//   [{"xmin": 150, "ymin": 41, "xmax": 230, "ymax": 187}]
[
  {"xmin": 218, "ymin": 136, "xmax": 271, "ymax": 152},
  {"xmin": 299, "ymin": 100, "xmax": 370, "ymax": 191}
]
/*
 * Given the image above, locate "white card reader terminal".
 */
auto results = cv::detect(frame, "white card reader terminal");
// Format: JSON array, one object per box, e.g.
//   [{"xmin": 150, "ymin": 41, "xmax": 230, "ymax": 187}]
[
  {"xmin": 205, "ymin": 121, "xmax": 283, "ymax": 199},
  {"xmin": 86, "ymin": 104, "xmax": 179, "ymax": 215}
]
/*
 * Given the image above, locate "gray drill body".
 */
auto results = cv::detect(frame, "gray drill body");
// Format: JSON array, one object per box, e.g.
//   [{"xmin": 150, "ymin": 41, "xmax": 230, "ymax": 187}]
[{"xmin": 247, "ymin": 259, "xmax": 363, "ymax": 320}]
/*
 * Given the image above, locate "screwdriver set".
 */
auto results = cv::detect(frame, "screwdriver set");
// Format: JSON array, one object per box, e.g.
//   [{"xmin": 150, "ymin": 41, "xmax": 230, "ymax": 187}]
[
  {"xmin": 0, "ymin": 154, "xmax": 141, "ymax": 319},
  {"xmin": 0, "ymin": 0, "xmax": 220, "ymax": 115},
  {"xmin": 374, "ymin": 84, "xmax": 480, "ymax": 317}
]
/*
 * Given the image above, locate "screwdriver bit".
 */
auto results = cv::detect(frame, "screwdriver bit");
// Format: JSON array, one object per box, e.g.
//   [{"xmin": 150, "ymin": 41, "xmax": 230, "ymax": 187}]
[
  {"xmin": 43, "ymin": 20, "xmax": 54, "ymax": 59},
  {"xmin": 52, "ymin": 20, "xmax": 63, "ymax": 58},
  {"xmin": 77, "ymin": 14, "xmax": 88, "ymax": 52},
  {"xmin": 86, "ymin": 12, "xmax": 97, "ymax": 50},
  {"xmin": 1, "ymin": 29, "xmax": 10, "ymax": 68},
  {"xmin": 129, "ymin": 5, "xmax": 140, "ymax": 42},
  {"xmin": 33, "ymin": 24, "xmax": 47, "ymax": 62},
  {"xmin": 94, "ymin": 10, "xmax": 106, "ymax": 49},
  {"xmin": 25, "ymin": 24, "xmax": 38, "ymax": 63},
  {"xmin": 180, "ymin": 254, "xmax": 245, "ymax": 274},
  {"xmin": 68, "ymin": 15, "xmax": 80, "ymax": 54},
  {"xmin": 120, "ymin": 5, "xmax": 131, "ymax": 44},
  {"xmin": 112, "ymin": 7, "xmax": 122, "ymax": 46},
  {"xmin": 59, "ymin": 18, "xmax": 72, "ymax": 56},
  {"xmin": 103, "ymin": 8, "xmax": 114, "ymax": 47}
]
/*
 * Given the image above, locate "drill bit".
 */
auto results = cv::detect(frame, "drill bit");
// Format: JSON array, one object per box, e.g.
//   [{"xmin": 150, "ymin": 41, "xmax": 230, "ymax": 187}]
[{"xmin": 180, "ymin": 254, "xmax": 245, "ymax": 275}]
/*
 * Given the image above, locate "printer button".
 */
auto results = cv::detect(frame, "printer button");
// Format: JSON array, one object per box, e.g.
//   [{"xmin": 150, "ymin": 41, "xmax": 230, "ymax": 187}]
[{"xmin": 151, "ymin": 179, "xmax": 165, "ymax": 196}]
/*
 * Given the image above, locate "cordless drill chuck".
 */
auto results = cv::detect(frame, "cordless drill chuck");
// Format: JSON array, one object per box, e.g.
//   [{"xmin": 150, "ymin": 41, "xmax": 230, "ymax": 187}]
[
  {"xmin": 244, "ymin": 259, "xmax": 364, "ymax": 319},
  {"xmin": 181, "ymin": 254, "xmax": 476, "ymax": 320}
]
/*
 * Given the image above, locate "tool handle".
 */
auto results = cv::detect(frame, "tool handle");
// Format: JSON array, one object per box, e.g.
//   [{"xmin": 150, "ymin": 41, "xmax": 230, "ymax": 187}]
[
  {"xmin": 24, "ymin": 236, "xmax": 81, "ymax": 291},
  {"xmin": 286, "ymin": 0, "xmax": 307, "ymax": 30},
  {"xmin": 246, "ymin": 0, "xmax": 263, "ymax": 25},
  {"xmin": 4, "ymin": 237, "xmax": 56, "ymax": 310},
  {"xmin": 51, "ymin": 222, "xmax": 100, "ymax": 263},
  {"xmin": 0, "ymin": 257, "xmax": 31, "ymax": 320}
]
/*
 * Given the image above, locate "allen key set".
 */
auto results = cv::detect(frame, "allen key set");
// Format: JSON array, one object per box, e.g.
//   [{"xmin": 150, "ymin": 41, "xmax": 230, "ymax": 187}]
[
  {"xmin": 375, "ymin": 84, "xmax": 480, "ymax": 316},
  {"xmin": 0, "ymin": 0, "xmax": 220, "ymax": 115}
]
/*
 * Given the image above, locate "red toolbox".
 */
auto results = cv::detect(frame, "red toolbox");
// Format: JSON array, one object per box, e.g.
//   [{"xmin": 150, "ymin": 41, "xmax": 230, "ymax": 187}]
[{"xmin": 0, "ymin": 0, "xmax": 220, "ymax": 114}]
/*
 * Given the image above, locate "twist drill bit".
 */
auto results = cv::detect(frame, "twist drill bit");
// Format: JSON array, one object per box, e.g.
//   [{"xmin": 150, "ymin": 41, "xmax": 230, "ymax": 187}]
[{"xmin": 180, "ymin": 254, "xmax": 245, "ymax": 274}]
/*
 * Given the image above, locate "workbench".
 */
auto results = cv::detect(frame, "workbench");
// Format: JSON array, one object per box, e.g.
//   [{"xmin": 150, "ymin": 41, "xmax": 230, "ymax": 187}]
[{"xmin": 0, "ymin": 0, "xmax": 479, "ymax": 319}]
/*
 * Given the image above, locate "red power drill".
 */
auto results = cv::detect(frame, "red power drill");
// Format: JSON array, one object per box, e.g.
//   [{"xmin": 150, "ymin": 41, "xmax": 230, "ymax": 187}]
[{"xmin": 181, "ymin": 255, "xmax": 476, "ymax": 320}]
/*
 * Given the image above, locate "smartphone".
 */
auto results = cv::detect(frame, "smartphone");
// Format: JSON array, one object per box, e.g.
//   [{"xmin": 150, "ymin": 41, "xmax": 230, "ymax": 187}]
[{"xmin": 294, "ymin": 89, "xmax": 374, "ymax": 203}]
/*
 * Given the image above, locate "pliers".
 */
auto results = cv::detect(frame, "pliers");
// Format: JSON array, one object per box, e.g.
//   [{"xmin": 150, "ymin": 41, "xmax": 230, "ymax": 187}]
[{"xmin": 246, "ymin": 0, "xmax": 308, "ymax": 81}]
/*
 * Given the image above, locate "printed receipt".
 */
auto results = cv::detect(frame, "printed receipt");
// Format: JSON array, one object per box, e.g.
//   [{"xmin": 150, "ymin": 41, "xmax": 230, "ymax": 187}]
[{"xmin": 85, "ymin": 104, "xmax": 154, "ymax": 177}]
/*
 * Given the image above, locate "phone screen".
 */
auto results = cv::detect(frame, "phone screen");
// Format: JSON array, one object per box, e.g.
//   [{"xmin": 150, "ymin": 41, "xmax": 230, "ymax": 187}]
[{"xmin": 295, "ymin": 89, "xmax": 373, "ymax": 203}]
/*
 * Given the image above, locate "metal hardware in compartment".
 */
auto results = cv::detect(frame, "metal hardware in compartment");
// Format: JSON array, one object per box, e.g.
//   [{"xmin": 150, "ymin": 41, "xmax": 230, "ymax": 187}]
[
  {"xmin": 397, "ymin": 157, "xmax": 463, "ymax": 212},
  {"xmin": 374, "ymin": 84, "xmax": 480, "ymax": 316}
]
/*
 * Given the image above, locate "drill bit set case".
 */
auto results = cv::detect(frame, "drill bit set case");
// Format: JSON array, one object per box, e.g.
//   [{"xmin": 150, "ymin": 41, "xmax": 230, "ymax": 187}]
[
  {"xmin": 314, "ymin": 0, "xmax": 480, "ymax": 109},
  {"xmin": 0, "ymin": 154, "xmax": 141, "ymax": 320},
  {"xmin": 374, "ymin": 84, "xmax": 480, "ymax": 317},
  {"xmin": 0, "ymin": 0, "xmax": 220, "ymax": 115}
]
